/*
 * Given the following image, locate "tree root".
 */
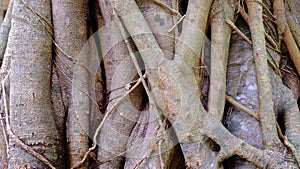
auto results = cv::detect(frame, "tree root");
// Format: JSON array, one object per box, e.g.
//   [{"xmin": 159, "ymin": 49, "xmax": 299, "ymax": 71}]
[
  {"xmin": 208, "ymin": 0, "xmax": 237, "ymax": 120},
  {"xmin": 246, "ymin": 0, "xmax": 282, "ymax": 151},
  {"xmin": 72, "ymin": 77, "xmax": 143, "ymax": 168},
  {"xmin": 1, "ymin": 72, "xmax": 56, "ymax": 169},
  {"xmin": 113, "ymin": 0, "xmax": 299, "ymax": 168},
  {"xmin": 226, "ymin": 94, "xmax": 300, "ymax": 167},
  {"xmin": 274, "ymin": 0, "xmax": 300, "ymax": 75},
  {"xmin": 286, "ymin": 9, "xmax": 300, "ymax": 49}
]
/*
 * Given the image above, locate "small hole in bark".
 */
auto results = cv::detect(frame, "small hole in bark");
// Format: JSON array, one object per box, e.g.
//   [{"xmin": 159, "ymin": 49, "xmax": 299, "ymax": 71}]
[
  {"xmin": 207, "ymin": 138, "xmax": 221, "ymax": 152},
  {"xmin": 277, "ymin": 110, "xmax": 285, "ymax": 136}
]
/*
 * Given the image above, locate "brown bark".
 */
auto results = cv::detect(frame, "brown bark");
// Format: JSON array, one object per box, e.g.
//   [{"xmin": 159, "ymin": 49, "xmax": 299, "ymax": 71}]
[
  {"xmin": 286, "ymin": 10, "xmax": 300, "ymax": 49},
  {"xmin": 246, "ymin": 0, "xmax": 282, "ymax": 151},
  {"xmin": 274, "ymin": 0, "xmax": 300, "ymax": 75}
]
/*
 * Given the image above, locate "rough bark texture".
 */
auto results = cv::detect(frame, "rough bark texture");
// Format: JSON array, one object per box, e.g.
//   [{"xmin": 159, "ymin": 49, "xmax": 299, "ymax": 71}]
[
  {"xmin": 113, "ymin": 0, "xmax": 300, "ymax": 168},
  {"xmin": 0, "ymin": 0, "xmax": 299, "ymax": 168},
  {"xmin": 247, "ymin": 0, "xmax": 282, "ymax": 151},
  {"xmin": 97, "ymin": 1, "xmax": 142, "ymax": 168},
  {"xmin": 225, "ymin": 19, "xmax": 264, "ymax": 169},
  {"xmin": 52, "ymin": 0, "xmax": 89, "ymax": 168},
  {"xmin": 208, "ymin": 0, "xmax": 236, "ymax": 120},
  {"xmin": 51, "ymin": 65, "xmax": 67, "ymax": 163},
  {"xmin": 124, "ymin": 0, "xmax": 178, "ymax": 168},
  {"xmin": 225, "ymin": 6, "xmax": 300, "ymax": 169},
  {"xmin": 175, "ymin": 0, "xmax": 213, "ymax": 79},
  {"xmin": 7, "ymin": 0, "xmax": 64, "ymax": 168},
  {"xmin": 274, "ymin": 0, "xmax": 300, "ymax": 75},
  {"xmin": 174, "ymin": 0, "xmax": 216, "ymax": 168}
]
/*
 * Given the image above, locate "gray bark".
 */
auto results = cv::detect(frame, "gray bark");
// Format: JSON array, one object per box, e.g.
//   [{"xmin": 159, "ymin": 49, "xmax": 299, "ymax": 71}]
[
  {"xmin": 7, "ymin": 0, "xmax": 63, "ymax": 168},
  {"xmin": 52, "ymin": 0, "xmax": 89, "ymax": 167}
]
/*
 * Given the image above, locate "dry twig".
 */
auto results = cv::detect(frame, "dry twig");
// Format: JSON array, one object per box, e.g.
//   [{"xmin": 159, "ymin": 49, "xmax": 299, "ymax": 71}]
[
  {"xmin": 225, "ymin": 17, "xmax": 252, "ymax": 45},
  {"xmin": 168, "ymin": 14, "xmax": 186, "ymax": 33},
  {"xmin": 152, "ymin": 0, "xmax": 181, "ymax": 16}
]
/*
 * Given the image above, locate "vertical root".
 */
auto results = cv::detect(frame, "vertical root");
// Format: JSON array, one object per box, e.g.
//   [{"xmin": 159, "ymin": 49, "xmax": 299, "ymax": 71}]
[
  {"xmin": 208, "ymin": 0, "xmax": 237, "ymax": 120},
  {"xmin": 274, "ymin": 0, "xmax": 300, "ymax": 75},
  {"xmin": 246, "ymin": 0, "xmax": 282, "ymax": 150}
]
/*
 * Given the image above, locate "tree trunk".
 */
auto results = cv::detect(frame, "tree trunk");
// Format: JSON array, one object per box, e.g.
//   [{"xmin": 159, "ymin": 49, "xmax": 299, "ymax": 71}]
[
  {"xmin": 7, "ymin": 0, "xmax": 64, "ymax": 168},
  {"xmin": 0, "ymin": 0, "xmax": 299, "ymax": 168}
]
